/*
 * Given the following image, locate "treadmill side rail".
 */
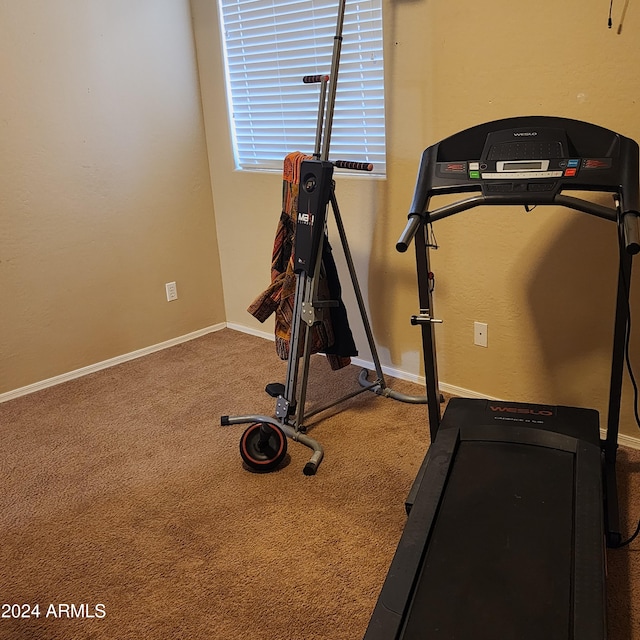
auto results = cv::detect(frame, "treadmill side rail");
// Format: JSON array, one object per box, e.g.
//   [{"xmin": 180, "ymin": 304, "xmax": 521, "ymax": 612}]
[
  {"xmin": 573, "ymin": 440, "xmax": 607, "ymax": 640},
  {"xmin": 364, "ymin": 428, "xmax": 460, "ymax": 640}
]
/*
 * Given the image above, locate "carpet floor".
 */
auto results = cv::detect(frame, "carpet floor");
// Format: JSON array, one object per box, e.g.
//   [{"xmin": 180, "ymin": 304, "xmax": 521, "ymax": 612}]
[{"xmin": 1, "ymin": 328, "xmax": 639, "ymax": 639}]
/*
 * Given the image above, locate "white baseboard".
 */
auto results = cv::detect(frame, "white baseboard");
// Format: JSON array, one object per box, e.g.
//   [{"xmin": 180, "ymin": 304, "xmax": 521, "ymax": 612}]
[
  {"xmin": 616, "ymin": 432, "xmax": 640, "ymax": 450},
  {"xmin": 354, "ymin": 357, "xmax": 501, "ymax": 401},
  {"xmin": 223, "ymin": 330, "xmax": 494, "ymax": 400},
  {"xmin": 6, "ymin": 321, "xmax": 639, "ymax": 451},
  {"xmin": 225, "ymin": 322, "xmax": 275, "ymax": 342},
  {"xmin": 0, "ymin": 323, "xmax": 226, "ymax": 403},
  {"xmin": 228, "ymin": 324, "xmax": 640, "ymax": 450}
]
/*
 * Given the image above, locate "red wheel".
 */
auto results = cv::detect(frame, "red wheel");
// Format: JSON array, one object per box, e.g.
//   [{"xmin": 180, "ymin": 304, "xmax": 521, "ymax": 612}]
[{"xmin": 239, "ymin": 422, "xmax": 287, "ymax": 472}]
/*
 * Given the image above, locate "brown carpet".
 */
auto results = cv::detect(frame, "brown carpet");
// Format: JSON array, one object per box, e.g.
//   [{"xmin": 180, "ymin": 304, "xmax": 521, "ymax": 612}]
[{"xmin": 0, "ymin": 328, "xmax": 638, "ymax": 639}]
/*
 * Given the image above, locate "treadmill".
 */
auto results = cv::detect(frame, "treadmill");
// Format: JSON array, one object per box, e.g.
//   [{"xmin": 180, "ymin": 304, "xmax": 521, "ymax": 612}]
[{"xmin": 364, "ymin": 116, "xmax": 640, "ymax": 640}]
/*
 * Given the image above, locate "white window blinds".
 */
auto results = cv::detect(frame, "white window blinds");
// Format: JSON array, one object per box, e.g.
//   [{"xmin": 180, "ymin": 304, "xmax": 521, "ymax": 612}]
[{"xmin": 218, "ymin": 0, "xmax": 386, "ymax": 174}]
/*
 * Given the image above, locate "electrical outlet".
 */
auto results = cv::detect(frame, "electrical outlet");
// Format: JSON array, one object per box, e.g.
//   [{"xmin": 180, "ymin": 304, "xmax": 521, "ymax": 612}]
[
  {"xmin": 165, "ymin": 281, "xmax": 178, "ymax": 302},
  {"xmin": 474, "ymin": 321, "xmax": 488, "ymax": 347}
]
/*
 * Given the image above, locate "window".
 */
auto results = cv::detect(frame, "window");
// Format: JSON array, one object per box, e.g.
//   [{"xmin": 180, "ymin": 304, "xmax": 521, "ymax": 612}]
[{"xmin": 218, "ymin": 0, "xmax": 386, "ymax": 174}]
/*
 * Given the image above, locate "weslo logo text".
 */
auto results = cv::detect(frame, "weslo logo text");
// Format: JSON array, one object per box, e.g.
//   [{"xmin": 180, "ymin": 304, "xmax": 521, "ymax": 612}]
[{"xmin": 490, "ymin": 405, "xmax": 553, "ymax": 416}]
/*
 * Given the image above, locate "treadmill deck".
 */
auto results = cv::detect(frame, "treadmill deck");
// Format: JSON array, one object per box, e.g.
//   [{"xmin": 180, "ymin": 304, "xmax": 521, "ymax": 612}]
[{"xmin": 367, "ymin": 398, "xmax": 606, "ymax": 640}]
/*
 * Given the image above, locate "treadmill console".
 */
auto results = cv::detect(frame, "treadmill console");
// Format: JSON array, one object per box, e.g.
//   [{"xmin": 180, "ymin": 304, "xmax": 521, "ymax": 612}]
[
  {"xmin": 404, "ymin": 116, "xmax": 640, "ymax": 254},
  {"xmin": 436, "ymin": 127, "xmax": 613, "ymax": 196},
  {"xmin": 421, "ymin": 117, "xmax": 638, "ymax": 200}
]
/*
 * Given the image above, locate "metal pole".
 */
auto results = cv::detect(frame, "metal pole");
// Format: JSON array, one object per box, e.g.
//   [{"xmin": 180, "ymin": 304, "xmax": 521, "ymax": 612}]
[
  {"xmin": 313, "ymin": 76, "xmax": 329, "ymax": 159},
  {"xmin": 414, "ymin": 223, "xmax": 442, "ymax": 439},
  {"xmin": 294, "ymin": 233, "xmax": 328, "ymax": 428},
  {"xmin": 321, "ymin": 0, "xmax": 347, "ymax": 161}
]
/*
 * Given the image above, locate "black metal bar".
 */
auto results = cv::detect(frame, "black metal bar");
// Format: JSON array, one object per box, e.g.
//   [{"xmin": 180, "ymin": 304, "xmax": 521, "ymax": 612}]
[
  {"xmin": 426, "ymin": 196, "xmax": 486, "ymax": 223},
  {"xmin": 397, "ymin": 214, "xmax": 425, "ymax": 253},
  {"xmin": 605, "ymin": 223, "xmax": 633, "ymax": 462},
  {"xmin": 622, "ymin": 211, "xmax": 640, "ymax": 254},
  {"xmin": 603, "ymin": 220, "xmax": 634, "ymax": 546},
  {"xmin": 423, "ymin": 194, "xmax": 618, "ymax": 225},
  {"xmin": 553, "ymin": 195, "xmax": 618, "ymax": 221},
  {"xmin": 604, "ymin": 461, "xmax": 622, "ymax": 548},
  {"xmin": 414, "ymin": 223, "xmax": 442, "ymax": 439}
]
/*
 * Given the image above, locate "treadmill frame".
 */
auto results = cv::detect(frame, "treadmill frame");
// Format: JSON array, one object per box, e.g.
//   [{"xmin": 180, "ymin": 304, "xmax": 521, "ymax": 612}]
[
  {"xmin": 364, "ymin": 116, "xmax": 640, "ymax": 640},
  {"xmin": 403, "ymin": 116, "xmax": 639, "ymax": 547}
]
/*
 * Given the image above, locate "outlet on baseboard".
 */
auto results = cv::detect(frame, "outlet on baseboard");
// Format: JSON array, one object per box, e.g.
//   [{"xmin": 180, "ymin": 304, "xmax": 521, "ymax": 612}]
[
  {"xmin": 474, "ymin": 321, "xmax": 488, "ymax": 347},
  {"xmin": 165, "ymin": 281, "xmax": 178, "ymax": 302}
]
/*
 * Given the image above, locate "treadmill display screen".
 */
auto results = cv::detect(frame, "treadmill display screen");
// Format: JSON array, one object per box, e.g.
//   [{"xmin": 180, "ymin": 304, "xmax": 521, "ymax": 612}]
[
  {"xmin": 493, "ymin": 159, "xmax": 551, "ymax": 173},
  {"xmin": 501, "ymin": 161, "xmax": 543, "ymax": 171}
]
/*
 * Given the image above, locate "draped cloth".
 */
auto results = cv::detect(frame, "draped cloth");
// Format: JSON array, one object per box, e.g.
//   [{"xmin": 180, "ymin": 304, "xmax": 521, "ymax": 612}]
[{"xmin": 247, "ymin": 152, "xmax": 357, "ymax": 370}]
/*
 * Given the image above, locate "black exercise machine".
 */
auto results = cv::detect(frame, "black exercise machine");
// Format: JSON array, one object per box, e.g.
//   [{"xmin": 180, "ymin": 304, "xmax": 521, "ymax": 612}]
[
  {"xmin": 364, "ymin": 116, "xmax": 640, "ymax": 639},
  {"xmin": 221, "ymin": 0, "xmax": 426, "ymax": 476}
]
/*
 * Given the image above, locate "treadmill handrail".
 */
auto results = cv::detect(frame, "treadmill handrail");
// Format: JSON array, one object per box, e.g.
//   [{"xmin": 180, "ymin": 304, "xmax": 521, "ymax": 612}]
[{"xmin": 396, "ymin": 193, "xmax": 640, "ymax": 254}]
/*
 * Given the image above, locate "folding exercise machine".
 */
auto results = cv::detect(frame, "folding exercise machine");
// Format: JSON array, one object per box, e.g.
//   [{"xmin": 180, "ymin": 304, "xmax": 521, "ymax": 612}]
[
  {"xmin": 221, "ymin": 0, "xmax": 425, "ymax": 476},
  {"xmin": 364, "ymin": 116, "xmax": 640, "ymax": 639}
]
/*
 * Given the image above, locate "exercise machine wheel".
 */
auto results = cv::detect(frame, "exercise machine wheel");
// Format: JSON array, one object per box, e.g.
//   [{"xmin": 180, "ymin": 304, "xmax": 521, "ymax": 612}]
[{"xmin": 239, "ymin": 422, "xmax": 287, "ymax": 472}]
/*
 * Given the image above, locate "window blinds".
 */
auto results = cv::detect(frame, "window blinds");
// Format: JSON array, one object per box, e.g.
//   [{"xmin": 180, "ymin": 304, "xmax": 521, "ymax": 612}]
[{"xmin": 218, "ymin": 0, "xmax": 386, "ymax": 174}]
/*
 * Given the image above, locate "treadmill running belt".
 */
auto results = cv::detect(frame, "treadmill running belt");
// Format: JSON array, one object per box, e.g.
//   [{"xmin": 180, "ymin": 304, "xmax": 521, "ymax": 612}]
[{"xmin": 402, "ymin": 440, "xmax": 574, "ymax": 640}]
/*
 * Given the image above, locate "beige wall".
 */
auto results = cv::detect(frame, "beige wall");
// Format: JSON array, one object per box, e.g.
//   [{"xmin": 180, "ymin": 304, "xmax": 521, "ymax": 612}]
[
  {"xmin": 193, "ymin": 0, "xmax": 640, "ymax": 437},
  {"xmin": 2, "ymin": 1, "xmax": 638, "ymax": 437},
  {"xmin": 0, "ymin": 0, "xmax": 225, "ymax": 394}
]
